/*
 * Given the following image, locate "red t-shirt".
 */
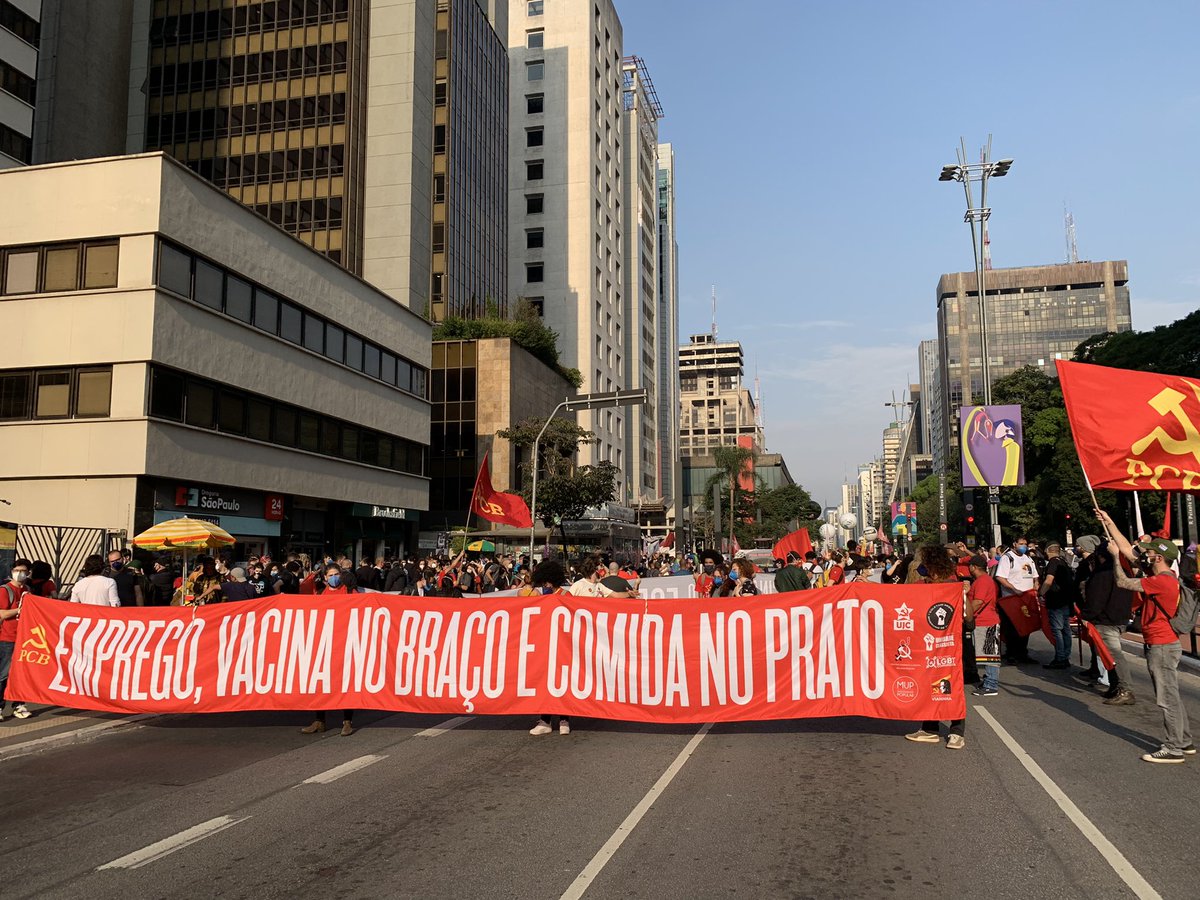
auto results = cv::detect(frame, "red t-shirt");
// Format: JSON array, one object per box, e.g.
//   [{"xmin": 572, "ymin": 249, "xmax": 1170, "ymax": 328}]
[
  {"xmin": 694, "ymin": 574, "xmax": 714, "ymax": 597},
  {"xmin": 1135, "ymin": 573, "xmax": 1181, "ymax": 646},
  {"xmin": 828, "ymin": 565, "xmax": 845, "ymax": 585},
  {"xmin": 1, "ymin": 582, "xmax": 27, "ymax": 643},
  {"xmin": 299, "ymin": 573, "xmax": 318, "ymax": 595},
  {"xmin": 969, "ymin": 574, "xmax": 1000, "ymax": 628}
]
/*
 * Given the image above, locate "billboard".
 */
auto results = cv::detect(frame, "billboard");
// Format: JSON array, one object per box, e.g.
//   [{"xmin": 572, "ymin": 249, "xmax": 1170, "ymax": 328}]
[
  {"xmin": 890, "ymin": 502, "xmax": 917, "ymax": 537},
  {"xmin": 960, "ymin": 404, "xmax": 1025, "ymax": 487}
]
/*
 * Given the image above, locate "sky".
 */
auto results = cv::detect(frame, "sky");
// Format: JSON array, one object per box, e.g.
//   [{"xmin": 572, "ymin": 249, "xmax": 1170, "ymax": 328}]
[{"xmin": 618, "ymin": 0, "xmax": 1200, "ymax": 508}]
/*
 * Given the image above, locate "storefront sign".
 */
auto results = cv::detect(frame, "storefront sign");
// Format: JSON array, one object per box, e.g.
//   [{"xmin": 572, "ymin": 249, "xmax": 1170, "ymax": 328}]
[
  {"xmin": 265, "ymin": 495, "xmax": 285, "ymax": 521},
  {"xmin": 350, "ymin": 503, "xmax": 416, "ymax": 521}
]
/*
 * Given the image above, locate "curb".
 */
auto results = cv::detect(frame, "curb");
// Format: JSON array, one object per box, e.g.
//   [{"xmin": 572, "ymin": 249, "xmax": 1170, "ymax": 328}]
[
  {"xmin": 0, "ymin": 713, "xmax": 162, "ymax": 762},
  {"xmin": 1119, "ymin": 639, "xmax": 1200, "ymax": 674}
]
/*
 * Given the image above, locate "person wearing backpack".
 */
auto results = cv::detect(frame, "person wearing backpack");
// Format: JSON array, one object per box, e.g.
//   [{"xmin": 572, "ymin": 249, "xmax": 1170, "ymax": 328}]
[
  {"xmin": 774, "ymin": 552, "xmax": 810, "ymax": 593},
  {"xmin": 1040, "ymin": 543, "xmax": 1075, "ymax": 669},
  {"xmin": 1097, "ymin": 511, "xmax": 1195, "ymax": 764}
]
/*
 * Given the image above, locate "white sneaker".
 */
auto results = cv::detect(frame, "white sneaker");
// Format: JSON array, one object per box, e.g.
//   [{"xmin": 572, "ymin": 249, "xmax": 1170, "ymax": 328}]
[
  {"xmin": 529, "ymin": 720, "xmax": 552, "ymax": 736},
  {"xmin": 12, "ymin": 705, "xmax": 31, "ymax": 720},
  {"xmin": 559, "ymin": 721, "xmax": 570, "ymax": 735},
  {"xmin": 946, "ymin": 734, "xmax": 966, "ymax": 750},
  {"xmin": 904, "ymin": 729, "xmax": 940, "ymax": 743}
]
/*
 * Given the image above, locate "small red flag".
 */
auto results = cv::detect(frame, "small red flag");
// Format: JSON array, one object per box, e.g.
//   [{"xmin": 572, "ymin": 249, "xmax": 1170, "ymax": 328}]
[
  {"xmin": 1056, "ymin": 360, "xmax": 1200, "ymax": 492},
  {"xmin": 471, "ymin": 453, "xmax": 533, "ymax": 529},
  {"xmin": 772, "ymin": 528, "xmax": 813, "ymax": 561}
]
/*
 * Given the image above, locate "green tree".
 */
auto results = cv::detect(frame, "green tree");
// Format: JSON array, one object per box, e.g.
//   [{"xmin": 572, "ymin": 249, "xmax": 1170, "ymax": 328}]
[
  {"xmin": 434, "ymin": 300, "xmax": 583, "ymax": 388},
  {"xmin": 702, "ymin": 446, "xmax": 756, "ymax": 547},
  {"xmin": 496, "ymin": 416, "xmax": 617, "ymax": 555},
  {"xmin": 750, "ymin": 483, "xmax": 822, "ymax": 545},
  {"xmin": 1073, "ymin": 308, "xmax": 1200, "ymax": 376}
]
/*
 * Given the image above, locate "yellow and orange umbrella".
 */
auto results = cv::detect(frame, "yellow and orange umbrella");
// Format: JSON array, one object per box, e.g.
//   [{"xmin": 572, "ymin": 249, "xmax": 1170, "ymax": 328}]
[{"xmin": 132, "ymin": 517, "xmax": 236, "ymax": 551}]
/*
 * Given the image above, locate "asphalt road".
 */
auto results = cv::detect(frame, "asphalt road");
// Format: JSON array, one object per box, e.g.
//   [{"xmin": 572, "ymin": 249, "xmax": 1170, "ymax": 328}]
[{"xmin": 2, "ymin": 635, "xmax": 1199, "ymax": 900}]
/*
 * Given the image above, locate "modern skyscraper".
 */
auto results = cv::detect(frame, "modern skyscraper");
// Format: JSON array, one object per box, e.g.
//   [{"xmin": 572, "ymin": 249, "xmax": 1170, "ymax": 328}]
[
  {"xmin": 507, "ymin": 0, "xmax": 627, "ymax": 483},
  {"xmin": 0, "ymin": 0, "xmax": 40, "ymax": 167},
  {"xmin": 125, "ymin": 0, "xmax": 508, "ymax": 314},
  {"xmin": 656, "ymin": 140, "xmax": 679, "ymax": 521},
  {"xmin": 619, "ymin": 54, "xmax": 661, "ymax": 506},
  {"xmin": 935, "ymin": 259, "xmax": 1132, "ymax": 468},
  {"xmin": 678, "ymin": 333, "xmax": 763, "ymax": 457},
  {"xmin": 917, "ymin": 338, "xmax": 939, "ymax": 462}
]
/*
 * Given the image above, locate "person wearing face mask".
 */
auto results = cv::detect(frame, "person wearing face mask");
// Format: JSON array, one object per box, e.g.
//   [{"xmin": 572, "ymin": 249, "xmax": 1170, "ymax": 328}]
[
  {"xmin": 527, "ymin": 559, "xmax": 575, "ymax": 736},
  {"xmin": 301, "ymin": 566, "xmax": 358, "ymax": 736},
  {"xmin": 106, "ymin": 549, "xmax": 144, "ymax": 607},
  {"xmin": 694, "ymin": 550, "xmax": 722, "ymax": 598},
  {"xmin": 0, "ymin": 559, "xmax": 32, "ymax": 720},
  {"xmin": 994, "ymin": 535, "xmax": 1040, "ymax": 665}
]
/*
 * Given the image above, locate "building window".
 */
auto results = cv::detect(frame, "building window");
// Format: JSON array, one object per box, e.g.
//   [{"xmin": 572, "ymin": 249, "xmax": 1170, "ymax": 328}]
[
  {"xmin": 526, "ymin": 194, "xmax": 544, "ymax": 214},
  {"xmin": 34, "ymin": 371, "xmax": 71, "ymax": 418},
  {"xmin": 2, "ymin": 249, "xmax": 38, "ymax": 294},
  {"xmin": 434, "ymin": 124, "xmax": 447, "ymax": 153},
  {"xmin": 526, "ymin": 263, "xmax": 544, "ymax": 283},
  {"xmin": 528, "ymin": 0, "xmax": 544, "ymax": 14},
  {"xmin": 526, "ymin": 61, "xmax": 544, "ymax": 81},
  {"xmin": 528, "ymin": 297, "xmax": 544, "ymax": 316},
  {"xmin": 526, "ymin": 93, "xmax": 544, "ymax": 114},
  {"xmin": 432, "ymin": 223, "xmax": 445, "ymax": 253},
  {"xmin": 158, "ymin": 243, "xmax": 192, "ymax": 297},
  {"xmin": 527, "ymin": 29, "xmax": 544, "ymax": 49},
  {"xmin": 76, "ymin": 368, "xmax": 112, "ymax": 417},
  {"xmin": 434, "ymin": 79, "xmax": 447, "ymax": 107},
  {"xmin": 526, "ymin": 159, "xmax": 544, "ymax": 181},
  {"xmin": 193, "ymin": 259, "xmax": 224, "ymax": 310},
  {"xmin": 42, "ymin": 246, "xmax": 80, "ymax": 293},
  {"xmin": 526, "ymin": 228, "xmax": 544, "ymax": 249},
  {"xmin": 526, "ymin": 127, "xmax": 544, "ymax": 147},
  {"xmin": 433, "ymin": 174, "xmax": 446, "ymax": 203},
  {"xmin": 225, "ymin": 276, "xmax": 253, "ymax": 323},
  {"xmin": 82, "ymin": 243, "xmax": 119, "ymax": 289}
]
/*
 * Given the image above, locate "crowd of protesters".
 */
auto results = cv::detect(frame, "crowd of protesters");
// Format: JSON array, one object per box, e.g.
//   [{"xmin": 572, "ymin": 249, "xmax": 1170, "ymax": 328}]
[{"xmin": 0, "ymin": 521, "xmax": 1195, "ymax": 764}]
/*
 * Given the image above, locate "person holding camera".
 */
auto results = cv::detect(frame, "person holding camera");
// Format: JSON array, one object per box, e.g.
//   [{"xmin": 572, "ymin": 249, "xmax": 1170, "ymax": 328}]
[{"xmin": 1095, "ymin": 509, "xmax": 1194, "ymax": 764}]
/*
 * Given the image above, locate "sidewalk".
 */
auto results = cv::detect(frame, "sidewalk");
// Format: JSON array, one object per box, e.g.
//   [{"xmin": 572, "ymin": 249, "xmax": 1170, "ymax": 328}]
[{"xmin": 0, "ymin": 704, "xmax": 159, "ymax": 761}]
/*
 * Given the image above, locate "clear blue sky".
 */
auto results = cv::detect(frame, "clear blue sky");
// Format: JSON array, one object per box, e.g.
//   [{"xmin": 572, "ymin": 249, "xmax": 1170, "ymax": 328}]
[{"xmin": 619, "ymin": 0, "xmax": 1200, "ymax": 507}]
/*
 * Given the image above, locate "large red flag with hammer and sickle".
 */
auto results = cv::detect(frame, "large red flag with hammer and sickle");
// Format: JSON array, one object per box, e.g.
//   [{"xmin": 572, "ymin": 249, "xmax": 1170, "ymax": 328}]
[
  {"xmin": 1056, "ymin": 359, "xmax": 1200, "ymax": 492},
  {"xmin": 471, "ymin": 453, "xmax": 533, "ymax": 528}
]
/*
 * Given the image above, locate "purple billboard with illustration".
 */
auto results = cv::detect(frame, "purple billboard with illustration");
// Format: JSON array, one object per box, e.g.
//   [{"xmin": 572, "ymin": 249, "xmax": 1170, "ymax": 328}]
[{"xmin": 960, "ymin": 404, "xmax": 1025, "ymax": 487}]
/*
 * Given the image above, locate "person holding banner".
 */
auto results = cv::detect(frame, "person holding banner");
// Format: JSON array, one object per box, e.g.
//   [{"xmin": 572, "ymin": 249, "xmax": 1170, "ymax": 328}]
[
  {"xmin": 528, "ymin": 559, "xmax": 573, "ymax": 736},
  {"xmin": 906, "ymin": 545, "xmax": 967, "ymax": 749},
  {"xmin": 301, "ymin": 565, "xmax": 359, "ymax": 737},
  {"xmin": 1096, "ymin": 510, "xmax": 1194, "ymax": 764}
]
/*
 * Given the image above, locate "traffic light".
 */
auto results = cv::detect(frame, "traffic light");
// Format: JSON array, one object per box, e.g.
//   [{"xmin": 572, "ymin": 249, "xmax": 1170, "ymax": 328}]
[{"xmin": 967, "ymin": 515, "xmax": 975, "ymax": 527}]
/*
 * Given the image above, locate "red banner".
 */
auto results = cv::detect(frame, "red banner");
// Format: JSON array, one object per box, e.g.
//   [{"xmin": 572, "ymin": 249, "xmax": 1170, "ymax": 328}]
[
  {"xmin": 1056, "ymin": 359, "xmax": 1200, "ymax": 492},
  {"xmin": 8, "ymin": 584, "xmax": 965, "ymax": 723}
]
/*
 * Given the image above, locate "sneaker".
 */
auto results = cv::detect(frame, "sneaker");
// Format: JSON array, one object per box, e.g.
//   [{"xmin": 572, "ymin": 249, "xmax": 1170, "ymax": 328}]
[
  {"xmin": 1141, "ymin": 749, "xmax": 1186, "ymax": 764},
  {"xmin": 559, "ymin": 721, "xmax": 571, "ymax": 736},
  {"xmin": 1182, "ymin": 744, "xmax": 1197, "ymax": 756},
  {"xmin": 340, "ymin": 720, "xmax": 354, "ymax": 737},
  {"xmin": 1043, "ymin": 660, "xmax": 1071, "ymax": 670},
  {"xmin": 529, "ymin": 720, "xmax": 552, "ymax": 736},
  {"xmin": 300, "ymin": 720, "xmax": 326, "ymax": 734},
  {"xmin": 904, "ymin": 730, "xmax": 940, "ymax": 744},
  {"xmin": 1103, "ymin": 689, "xmax": 1135, "ymax": 706},
  {"xmin": 946, "ymin": 734, "xmax": 966, "ymax": 750},
  {"xmin": 972, "ymin": 688, "xmax": 999, "ymax": 697},
  {"xmin": 12, "ymin": 705, "xmax": 31, "ymax": 719}
]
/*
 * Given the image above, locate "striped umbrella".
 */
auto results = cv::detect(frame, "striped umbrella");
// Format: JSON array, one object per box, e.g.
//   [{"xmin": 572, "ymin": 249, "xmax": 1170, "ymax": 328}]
[{"xmin": 132, "ymin": 517, "xmax": 236, "ymax": 551}]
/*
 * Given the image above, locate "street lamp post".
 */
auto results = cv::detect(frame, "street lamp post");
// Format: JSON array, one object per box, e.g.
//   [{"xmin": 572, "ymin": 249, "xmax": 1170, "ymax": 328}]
[
  {"xmin": 939, "ymin": 136, "xmax": 1013, "ymax": 550},
  {"xmin": 528, "ymin": 388, "xmax": 647, "ymax": 560}
]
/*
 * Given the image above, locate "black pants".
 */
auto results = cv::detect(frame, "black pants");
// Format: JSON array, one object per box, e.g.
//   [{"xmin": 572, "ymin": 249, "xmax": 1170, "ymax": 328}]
[
  {"xmin": 922, "ymin": 719, "xmax": 965, "ymax": 736},
  {"xmin": 313, "ymin": 710, "xmax": 354, "ymax": 723},
  {"xmin": 540, "ymin": 714, "xmax": 570, "ymax": 723},
  {"xmin": 998, "ymin": 604, "xmax": 1029, "ymax": 660}
]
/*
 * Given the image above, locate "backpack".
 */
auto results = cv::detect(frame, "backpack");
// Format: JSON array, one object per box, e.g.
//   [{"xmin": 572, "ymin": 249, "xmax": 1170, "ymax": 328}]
[{"xmin": 1158, "ymin": 578, "xmax": 1199, "ymax": 637}]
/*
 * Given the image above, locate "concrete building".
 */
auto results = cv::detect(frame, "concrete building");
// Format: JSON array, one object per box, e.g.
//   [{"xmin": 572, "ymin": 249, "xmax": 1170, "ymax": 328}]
[
  {"xmin": 507, "ymin": 0, "xmax": 627, "ymax": 484},
  {"xmin": 917, "ymin": 338, "xmax": 940, "ymax": 466},
  {"xmin": 936, "ymin": 259, "xmax": 1132, "ymax": 467},
  {"xmin": 656, "ymin": 140, "xmax": 679, "ymax": 525},
  {"xmin": 0, "ymin": 0, "xmax": 40, "ymax": 167},
  {"xmin": 881, "ymin": 420, "xmax": 902, "ymax": 505},
  {"xmin": 619, "ymin": 54, "xmax": 661, "ymax": 508},
  {"xmin": 678, "ymin": 333, "xmax": 763, "ymax": 457},
  {"xmin": 423, "ymin": 335, "xmax": 574, "ymax": 546},
  {"xmin": 0, "ymin": 153, "xmax": 431, "ymax": 566}
]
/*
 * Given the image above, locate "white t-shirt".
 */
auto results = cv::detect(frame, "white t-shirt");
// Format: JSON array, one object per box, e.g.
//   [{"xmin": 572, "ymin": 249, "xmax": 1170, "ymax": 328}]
[
  {"xmin": 70, "ymin": 575, "xmax": 121, "ymax": 607},
  {"xmin": 995, "ymin": 551, "xmax": 1039, "ymax": 595},
  {"xmin": 567, "ymin": 578, "xmax": 613, "ymax": 598}
]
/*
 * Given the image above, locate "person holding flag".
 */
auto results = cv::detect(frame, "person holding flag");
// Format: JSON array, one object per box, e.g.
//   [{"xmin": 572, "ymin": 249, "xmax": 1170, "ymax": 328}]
[{"xmin": 1096, "ymin": 509, "xmax": 1195, "ymax": 764}]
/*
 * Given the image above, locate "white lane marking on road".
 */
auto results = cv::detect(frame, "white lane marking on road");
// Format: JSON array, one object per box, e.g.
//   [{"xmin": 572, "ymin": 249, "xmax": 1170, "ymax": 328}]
[
  {"xmin": 414, "ymin": 715, "xmax": 474, "ymax": 737},
  {"xmin": 560, "ymin": 723, "xmax": 713, "ymax": 900},
  {"xmin": 97, "ymin": 815, "xmax": 251, "ymax": 871},
  {"xmin": 974, "ymin": 706, "xmax": 1163, "ymax": 900},
  {"xmin": 0, "ymin": 714, "xmax": 159, "ymax": 763},
  {"xmin": 300, "ymin": 754, "xmax": 387, "ymax": 785}
]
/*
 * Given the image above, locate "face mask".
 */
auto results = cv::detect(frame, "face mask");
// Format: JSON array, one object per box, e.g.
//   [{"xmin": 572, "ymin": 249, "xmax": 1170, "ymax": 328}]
[
  {"xmin": 110, "ymin": 560, "xmax": 124, "ymax": 571},
  {"xmin": 326, "ymin": 573, "xmax": 341, "ymax": 587},
  {"xmin": 12, "ymin": 571, "xmax": 28, "ymax": 583},
  {"xmin": 703, "ymin": 564, "xmax": 715, "ymax": 574},
  {"xmin": 713, "ymin": 574, "xmax": 724, "ymax": 584},
  {"xmin": 270, "ymin": 569, "xmax": 279, "ymax": 577},
  {"xmin": 1015, "ymin": 545, "xmax": 1028, "ymax": 555}
]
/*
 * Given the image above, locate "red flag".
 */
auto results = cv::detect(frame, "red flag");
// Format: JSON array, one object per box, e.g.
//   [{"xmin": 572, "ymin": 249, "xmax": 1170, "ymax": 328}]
[
  {"xmin": 772, "ymin": 527, "xmax": 814, "ymax": 561},
  {"xmin": 1152, "ymin": 492, "xmax": 1172, "ymax": 539},
  {"xmin": 471, "ymin": 453, "xmax": 533, "ymax": 529},
  {"xmin": 1055, "ymin": 360, "xmax": 1200, "ymax": 492},
  {"xmin": 661, "ymin": 531, "xmax": 675, "ymax": 549},
  {"xmin": 731, "ymin": 535, "xmax": 741, "ymax": 555}
]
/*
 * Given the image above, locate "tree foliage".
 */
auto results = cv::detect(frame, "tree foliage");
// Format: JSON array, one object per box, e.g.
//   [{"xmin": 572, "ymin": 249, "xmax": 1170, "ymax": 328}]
[
  {"xmin": 697, "ymin": 447, "xmax": 822, "ymax": 547},
  {"xmin": 1072, "ymin": 308, "xmax": 1200, "ymax": 376},
  {"xmin": 433, "ymin": 300, "xmax": 583, "ymax": 388}
]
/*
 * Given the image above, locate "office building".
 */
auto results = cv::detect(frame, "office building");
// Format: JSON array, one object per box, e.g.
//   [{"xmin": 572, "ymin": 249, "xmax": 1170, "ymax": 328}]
[
  {"xmin": 678, "ymin": 333, "xmax": 763, "ymax": 457},
  {"xmin": 656, "ymin": 140, "xmax": 679, "ymax": 524},
  {"xmin": 126, "ymin": 0, "xmax": 508, "ymax": 317},
  {"xmin": 936, "ymin": 259, "xmax": 1132, "ymax": 467},
  {"xmin": 0, "ymin": 153, "xmax": 431, "ymax": 564},
  {"xmin": 0, "ymin": 0, "xmax": 40, "ymax": 167},
  {"xmin": 917, "ymin": 337, "xmax": 942, "ymax": 469},
  {"xmin": 619, "ymin": 54, "xmax": 661, "ymax": 506},
  {"xmin": 507, "ymin": 0, "xmax": 627, "ymax": 484}
]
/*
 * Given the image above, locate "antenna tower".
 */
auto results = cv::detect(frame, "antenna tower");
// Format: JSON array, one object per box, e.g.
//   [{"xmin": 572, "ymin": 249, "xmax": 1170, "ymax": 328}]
[
  {"xmin": 754, "ymin": 364, "xmax": 765, "ymax": 431},
  {"xmin": 1064, "ymin": 204, "xmax": 1079, "ymax": 263},
  {"xmin": 710, "ymin": 285, "xmax": 718, "ymax": 340}
]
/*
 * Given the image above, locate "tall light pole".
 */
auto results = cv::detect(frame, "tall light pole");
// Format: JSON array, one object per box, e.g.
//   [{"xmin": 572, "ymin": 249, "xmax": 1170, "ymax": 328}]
[
  {"xmin": 528, "ymin": 389, "xmax": 647, "ymax": 560},
  {"xmin": 939, "ymin": 136, "xmax": 1013, "ymax": 549}
]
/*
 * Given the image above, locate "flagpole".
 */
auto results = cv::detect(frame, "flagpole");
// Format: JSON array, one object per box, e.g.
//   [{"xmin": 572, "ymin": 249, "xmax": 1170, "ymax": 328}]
[{"xmin": 462, "ymin": 452, "xmax": 486, "ymax": 556}]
